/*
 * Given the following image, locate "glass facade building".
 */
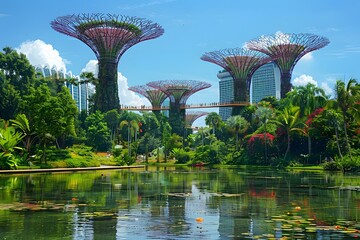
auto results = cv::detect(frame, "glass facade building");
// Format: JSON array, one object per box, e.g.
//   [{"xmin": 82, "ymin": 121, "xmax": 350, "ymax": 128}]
[
  {"xmin": 217, "ymin": 70, "xmax": 233, "ymax": 121},
  {"xmin": 251, "ymin": 62, "xmax": 281, "ymax": 103},
  {"xmin": 35, "ymin": 65, "xmax": 94, "ymax": 112},
  {"xmin": 217, "ymin": 62, "xmax": 280, "ymax": 120}
]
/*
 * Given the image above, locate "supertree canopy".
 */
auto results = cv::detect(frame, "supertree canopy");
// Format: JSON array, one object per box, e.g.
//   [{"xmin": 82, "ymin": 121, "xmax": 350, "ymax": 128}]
[
  {"xmin": 185, "ymin": 111, "xmax": 208, "ymax": 127},
  {"xmin": 51, "ymin": 13, "xmax": 164, "ymax": 112},
  {"xmin": 201, "ymin": 47, "xmax": 272, "ymax": 115},
  {"xmin": 128, "ymin": 85, "xmax": 168, "ymax": 116},
  {"xmin": 147, "ymin": 80, "xmax": 211, "ymax": 135},
  {"xmin": 246, "ymin": 32, "xmax": 330, "ymax": 98}
]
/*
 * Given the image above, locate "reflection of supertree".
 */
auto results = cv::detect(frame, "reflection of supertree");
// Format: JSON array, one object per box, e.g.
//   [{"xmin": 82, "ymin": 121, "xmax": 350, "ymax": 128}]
[
  {"xmin": 128, "ymin": 85, "xmax": 168, "ymax": 117},
  {"xmin": 201, "ymin": 48, "xmax": 272, "ymax": 115},
  {"xmin": 246, "ymin": 32, "xmax": 330, "ymax": 98},
  {"xmin": 147, "ymin": 80, "xmax": 211, "ymax": 135},
  {"xmin": 51, "ymin": 13, "xmax": 164, "ymax": 112},
  {"xmin": 185, "ymin": 111, "xmax": 208, "ymax": 127}
]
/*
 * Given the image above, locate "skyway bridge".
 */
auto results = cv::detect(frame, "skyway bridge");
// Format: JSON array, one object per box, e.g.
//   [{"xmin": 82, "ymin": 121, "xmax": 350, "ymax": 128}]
[{"xmin": 120, "ymin": 102, "xmax": 250, "ymax": 111}]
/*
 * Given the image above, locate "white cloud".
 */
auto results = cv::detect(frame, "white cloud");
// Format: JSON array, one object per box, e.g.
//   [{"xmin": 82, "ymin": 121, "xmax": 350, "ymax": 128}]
[
  {"xmin": 293, "ymin": 74, "xmax": 318, "ymax": 86},
  {"xmin": 117, "ymin": 72, "xmax": 150, "ymax": 106},
  {"xmin": 81, "ymin": 60, "xmax": 150, "ymax": 107},
  {"xmin": 299, "ymin": 52, "xmax": 313, "ymax": 61},
  {"xmin": 16, "ymin": 39, "xmax": 67, "ymax": 71},
  {"xmin": 321, "ymin": 82, "xmax": 333, "ymax": 96},
  {"xmin": 81, "ymin": 60, "xmax": 99, "ymax": 77}
]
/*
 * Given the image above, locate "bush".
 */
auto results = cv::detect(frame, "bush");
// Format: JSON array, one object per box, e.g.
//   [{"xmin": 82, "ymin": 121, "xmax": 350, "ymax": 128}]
[
  {"xmin": 172, "ymin": 148, "xmax": 191, "ymax": 164},
  {"xmin": 193, "ymin": 145, "xmax": 220, "ymax": 165},
  {"xmin": 322, "ymin": 160, "xmax": 341, "ymax": 171},
  {"xmin": 45, "ymin": 147, "xmax": 71, "ymax": 161},
  {"xmin": 323, "ymin": 155, "xmax": 360, "ymax": 172},
  {"xmin": 115, "ymin": 149, "xmax": 135, "ymax": 166},
  {"xmin": 68, "ymin": 144, "xmax": 93, "ymax": 157},
  {"xmin": 49, "ymin": 158, "xmax": 100, "ymax": 168}
]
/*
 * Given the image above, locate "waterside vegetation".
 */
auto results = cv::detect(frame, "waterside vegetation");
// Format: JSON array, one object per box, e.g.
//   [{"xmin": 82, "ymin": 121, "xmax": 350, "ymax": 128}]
[{"xmin": 0, "ymin": 47, "xmax": 359, "ymax": 171}]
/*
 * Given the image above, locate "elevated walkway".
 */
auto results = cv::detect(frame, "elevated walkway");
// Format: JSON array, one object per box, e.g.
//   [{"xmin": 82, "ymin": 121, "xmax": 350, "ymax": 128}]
[{"xmin": 120, "ymin": 101, "xmax": 250, "ymax": 111}]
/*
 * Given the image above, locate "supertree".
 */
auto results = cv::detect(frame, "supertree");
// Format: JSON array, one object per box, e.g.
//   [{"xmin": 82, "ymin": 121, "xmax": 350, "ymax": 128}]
[
  {"xmin": 51, "ymin": 13, "xmax": 164, "ymax": 112},
  {"xmin": 201, "ymin": 48, "xmax": 272, "ymax": 115},
  {"xmin": 147, "ymin": 80, "xmax": 211, "ymax": 135},
  {"xmin": 185, "ymin": 111, "xmax": 208, "ymax": 128},
  {"xmin": 128, "ymin": 85, "xmax": 168, "ymax": 117},
  {"xmin": 246, "ymin": 32, "xmax": 330, "ymax": 98}
]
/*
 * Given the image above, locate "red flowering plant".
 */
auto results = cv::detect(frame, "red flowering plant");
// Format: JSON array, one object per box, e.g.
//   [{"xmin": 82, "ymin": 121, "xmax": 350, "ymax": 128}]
[
  {"xmin": 305, "ymin": 108, "xmax": 324, "ymax": 134},
  {"xmin": 247, "ymin": 133, "xmax": 276, "ymax": 165}
]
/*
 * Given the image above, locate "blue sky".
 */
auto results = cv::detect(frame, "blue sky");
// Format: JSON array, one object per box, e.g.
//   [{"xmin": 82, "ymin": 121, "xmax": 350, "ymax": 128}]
[{"xmin": 0, "ymin": 0, "xmax": 359, "ymax": 126}]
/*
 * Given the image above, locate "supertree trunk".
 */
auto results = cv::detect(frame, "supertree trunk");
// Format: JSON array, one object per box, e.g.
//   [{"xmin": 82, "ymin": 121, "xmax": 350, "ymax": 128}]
[
  {"xmin": 169, "ymin": 103, "xmax": 185, "ymax": 136},
  {"xmin": 280, "ymin": 72, "xmax": 293, "ymax": 99},
  {"xmin": 232, "ymin": 78, "xmax": 248, "ymax": 115},
  {"xmin": 95, "ymin": 60, "xmax": 120, "ymax": 112}
]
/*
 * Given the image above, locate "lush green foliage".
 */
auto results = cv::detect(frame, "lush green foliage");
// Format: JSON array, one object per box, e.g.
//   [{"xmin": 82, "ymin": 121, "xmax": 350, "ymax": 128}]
[{"xmin": 0, "ymin": 47, "xmax": 359, "ymax": 171}]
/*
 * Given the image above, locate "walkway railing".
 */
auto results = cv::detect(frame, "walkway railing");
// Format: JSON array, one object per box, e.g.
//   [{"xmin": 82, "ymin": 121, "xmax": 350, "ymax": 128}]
[{"xmin": 120, "ymin": 101, "xmax": 250, "ymax": 111}]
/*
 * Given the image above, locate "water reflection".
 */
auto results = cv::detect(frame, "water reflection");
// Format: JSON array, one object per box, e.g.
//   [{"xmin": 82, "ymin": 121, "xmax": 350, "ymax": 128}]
[{"xmin": 0, "ymin": 167, "xmax": 359, "ymax": 239}]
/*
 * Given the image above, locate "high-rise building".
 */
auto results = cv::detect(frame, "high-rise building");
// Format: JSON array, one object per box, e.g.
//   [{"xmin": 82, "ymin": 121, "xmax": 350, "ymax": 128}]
[
  {"xmin": 218, "ymin": 62, "xmax": 280, "ymax": 120},
  {"xmin": 218, "ymin": 70, "xmax": 233, "ymax": 121},
  {"xmin": 251, "ymin": 62, "xmax": 281, "ymax": 103},
  {"xmin": 35, "ymin": 65, "xmax": 94, "ymax": 113}
]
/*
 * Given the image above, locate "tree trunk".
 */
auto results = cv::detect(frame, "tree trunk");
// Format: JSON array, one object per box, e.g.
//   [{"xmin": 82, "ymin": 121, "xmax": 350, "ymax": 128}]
[
  {"xmin": 264, "ymin": 123, "xmax": 268, "ymax": 164},
  {"xmin": 235, "ymin": 131, "xmax": 239, "ymax": 151},
  {"xmin": 342, "ymin": 114, "xmax": 352, "ymax": 159},
  {"xmin": 334, "ymin": 125, "xmax": 343, "ymax": 160},
  {"xmin": 284, "ymin": 129, "xmax": 291, "ymax": 161},
  {"xmin": 308, "ymin": 135, "xmax": 311, "ymax": 156}
]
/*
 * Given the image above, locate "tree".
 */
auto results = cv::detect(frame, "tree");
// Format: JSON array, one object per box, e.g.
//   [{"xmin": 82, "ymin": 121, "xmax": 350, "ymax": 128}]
[
  {"xmin": 324, "ymin": 109, "xmax": 344, "ymax": 159},
  {"xmin": 0, "ymin": 78, "xmax": 20, "ymax": 120},
  {"xmin": 205, "ymin": 112, "xmax": 222, "ymax": 135},
  {"xmin": 0, "ymin": 47, "xmax": 36, "ymax": 120},
  {"xmin": 287, "ymin": 83, "xmax": 328, "ymax": 156},
  {"xmin": 271, "ymin": 106, "xmax": 305, "ymax": 161},
  {"xmin": 120, "ymin": 119, "xmax": 139, "ymax": 156},
  {"xmin": 195, "ymin": 127, "xmax": 211, "ymax": 146},
  {"xmin": 226, "ymin": 116, "xmax": 250, "ymax": 151},
  {"xmin": 142, "ymin": 112, "xmax": 161, "ymax": 138},
  {"xmin": 22, "ymin": 85, "xmax": 77, "ymax": 151},
  {"xmin": 85, "ymin": 111, "xmax": 111, "ymax": 151},
  {"xmin": 164, "ymin": 133, "xmax": 183, "ymax": 162},
  {"xmin": 255, "ymin": 106, "xmax": 274, "ymax": 163},
  {"xmin": 332, "ymin": 79, "xmax": 359, "ymax": 159},
  {"xmin": 0, "ymin": 47, "xmax": 35, "ymax": 94},
  {"xmin": 104, "ymin": 109, "xmax": 120, "ymax": 142}
]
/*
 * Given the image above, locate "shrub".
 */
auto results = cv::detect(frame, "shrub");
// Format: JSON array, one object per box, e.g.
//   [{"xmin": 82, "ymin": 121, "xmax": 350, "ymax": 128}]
[
  {"xmin": 45, "ymin": 147, "xmax": 71, "ymax": 161},
  {"xmin": 193, "ymin": 145, "xmax": 219, "ymax": 165},
  {"xmin": 172, "ymin": 148, "xmax": 191, "ymax": 164},
  {"xmin": 322, "ymin": 160, "xmax": 341, "ymax": 171}
]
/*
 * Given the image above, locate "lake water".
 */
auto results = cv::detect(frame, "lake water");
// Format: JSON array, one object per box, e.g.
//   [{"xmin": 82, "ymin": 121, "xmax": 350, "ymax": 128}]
[{"xmin": 0, "ymin": 166, "xmax": 359, "ymax": 239}]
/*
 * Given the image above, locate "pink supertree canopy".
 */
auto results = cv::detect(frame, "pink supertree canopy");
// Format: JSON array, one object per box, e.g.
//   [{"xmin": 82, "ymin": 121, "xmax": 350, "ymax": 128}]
[
  {"xmin": 147, "ymin": 80, "xmax": 211, "ymax": 106},
  {"xmin": 201, "ymin": 47, "xmax": 272, "ymax": 105},
  {"xmin": 246, "ymin": 32, "xmax": 329, "ymax": 98},
  {"xmin": 185, "ymin": 111, "xmax": 208, "ymax": 127},
  {"xmin": 128, "ymin": 85, "xmax": 167, "ymax": 108},
  {"xmin": 51, "ymin": 13, "xmax": 164, "ymax": 62},
  {"xmin": 51, "ymin": 13, "xmax": 164, "ymax": 112}
]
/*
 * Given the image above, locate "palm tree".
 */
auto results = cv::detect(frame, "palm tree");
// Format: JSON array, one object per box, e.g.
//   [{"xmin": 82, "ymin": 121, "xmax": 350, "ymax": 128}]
[
  {"xmin": 120, "ymin": 119, "xmax": 139, "ymax": 156},
  {"xmin": 205, "ymin": 112, "xmax": 222, "ymax": 135},
  {"xmin": 332, "ymin": 79, "xmax": 359, "ymax": 159},
  {"xmin": 226, "ymin": 115, "xmax": 249, "ymax": 151},
  {"xmin": 287, "ymin": 83, "xmax": 328, "ymax": 156},
  {"xmin": 10, "ymin": 114, "xmax": 37, "ymax": 156},
  {"xmin": 255, "ymin": 106, "xmax": 274, "ymax": 163},
  {"xmin": 324, "ymin": 109, "xmax": 344, "ymax": 159},
  {"xmin": 271, "ymin": 106, "xmax": 305, "ymax": 161}
]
